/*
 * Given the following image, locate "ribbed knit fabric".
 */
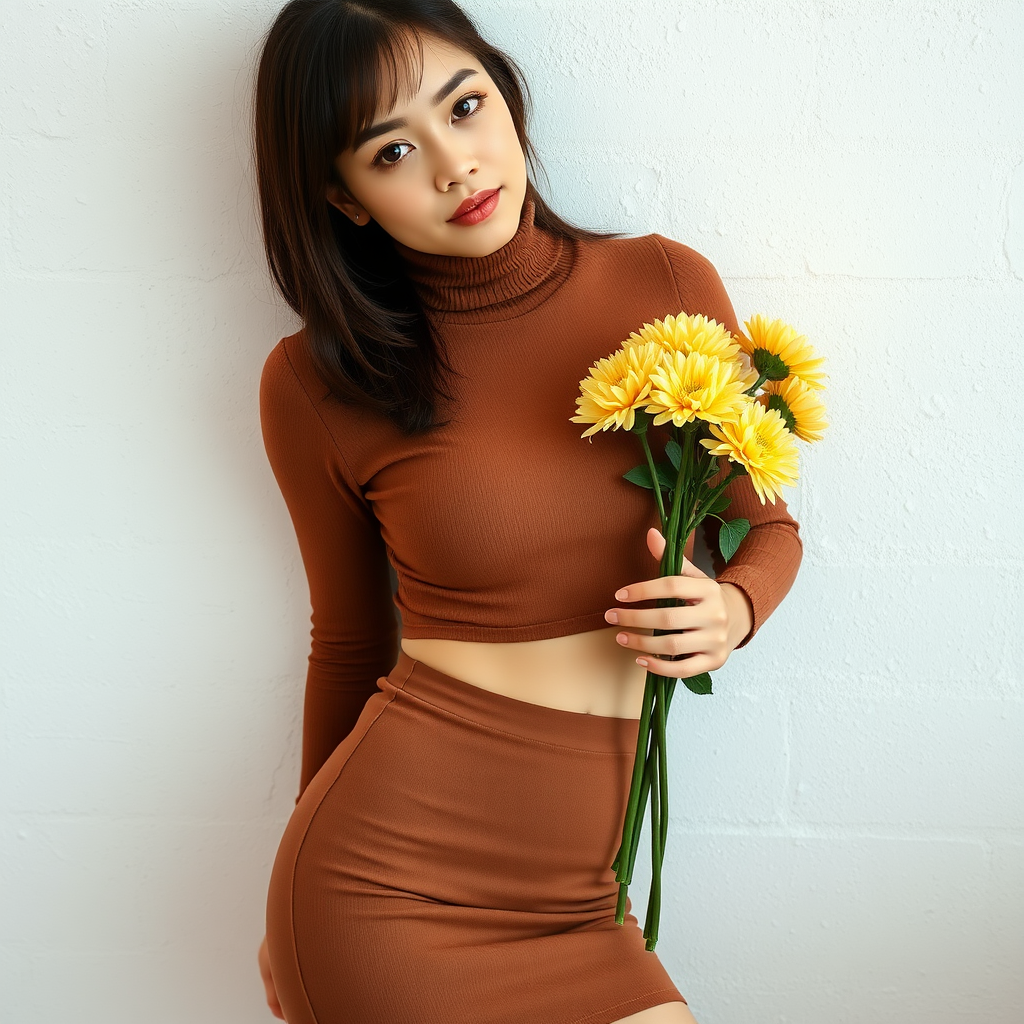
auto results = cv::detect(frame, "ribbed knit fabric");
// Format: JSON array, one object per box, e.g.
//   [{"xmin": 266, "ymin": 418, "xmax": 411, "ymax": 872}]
[
  {"xmin": 259, "ymin": 192, "xmax": 803, "ymax": 798},
  {"xmin": 265, "ymin": 651, "xmax": 688, "ymax": 1024}
]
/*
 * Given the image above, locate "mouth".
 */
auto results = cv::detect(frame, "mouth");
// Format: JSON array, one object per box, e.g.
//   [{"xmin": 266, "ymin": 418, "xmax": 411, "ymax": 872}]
[{"xmin": 448, "ymin": 187, "xmax": 501, "ymax": 222}]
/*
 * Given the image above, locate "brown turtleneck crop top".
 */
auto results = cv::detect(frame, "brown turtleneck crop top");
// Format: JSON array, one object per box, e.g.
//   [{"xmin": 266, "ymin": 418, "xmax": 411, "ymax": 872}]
[{"xmin": 259, "ymin": 194, "xmax": 804, "ymax": 796}]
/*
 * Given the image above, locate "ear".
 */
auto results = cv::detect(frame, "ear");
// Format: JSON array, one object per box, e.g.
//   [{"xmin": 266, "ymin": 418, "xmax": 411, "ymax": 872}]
[{"xmin": 325, "ymin": 184, "xmax": 369, "ymax": 225}]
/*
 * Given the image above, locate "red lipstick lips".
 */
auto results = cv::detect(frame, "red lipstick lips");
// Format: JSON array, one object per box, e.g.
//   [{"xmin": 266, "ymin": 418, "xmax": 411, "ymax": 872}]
[{"xmin": 448, "ymin": 187, "xmax": 501, "ymax": 223}]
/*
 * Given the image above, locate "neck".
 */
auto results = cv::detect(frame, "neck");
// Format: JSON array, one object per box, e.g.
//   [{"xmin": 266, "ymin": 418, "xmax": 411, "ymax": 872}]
[{"xmin": 391, "ymin": 193, "xmax": 574, "ymax": 321}]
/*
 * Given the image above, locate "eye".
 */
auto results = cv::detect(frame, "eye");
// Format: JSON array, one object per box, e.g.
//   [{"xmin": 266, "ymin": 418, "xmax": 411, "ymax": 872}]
[
  {"xmin": 373, "ymin": 142, "xmax": 411, "ymax": 170},
  {"xmin": 452, "ymin": 92, "xmax": 485, "ymax": 121},
  {"xmin": 371, "ymin": 91, "xmax": 488, "ymax": 171}
]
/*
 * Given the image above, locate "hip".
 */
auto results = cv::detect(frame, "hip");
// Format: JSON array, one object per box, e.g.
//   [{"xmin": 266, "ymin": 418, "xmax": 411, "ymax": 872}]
[{"xmin": 269, "ymin": 649, "xmax": 646, "ymax": 913}]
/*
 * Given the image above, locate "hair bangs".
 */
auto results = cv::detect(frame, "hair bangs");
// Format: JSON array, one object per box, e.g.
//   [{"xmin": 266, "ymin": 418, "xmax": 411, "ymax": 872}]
[{"xmin": 335, "ymin": 21, "xmax": 426, "ymax": 160}]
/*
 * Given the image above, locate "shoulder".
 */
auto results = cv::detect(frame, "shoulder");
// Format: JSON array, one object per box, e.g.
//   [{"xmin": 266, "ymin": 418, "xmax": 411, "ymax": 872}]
[
  {"xmin": 259, "ymin": 334, "xmax": 292, "ymax": 402},
  {"xmin": 258, "ymin": 329, "xmax": 337, "ymax": 463},
  {"xmin": 575, "ymin": 229, "xmax": 741, "ymax": 336},
  {"xmin": 257, "ymin": 328, "xmax": 388, "ymax": 498},
  {"xmin": 575, "ymin": 228, "xmax": 722, "ymax": 285},
  {"xmin": 648, "ymin": 233, "xmax": 741, "ymax": 336},
  {"xmin": 648, "ymin": 233, "xmax": 723, "ymax": 292},
  {"xmin": 260, "ymin": 328, "xmax": 327, "ymax": 408},
  {"xmin": 258, "ymin": 329, "xmax": 316, "ymax": 441}
]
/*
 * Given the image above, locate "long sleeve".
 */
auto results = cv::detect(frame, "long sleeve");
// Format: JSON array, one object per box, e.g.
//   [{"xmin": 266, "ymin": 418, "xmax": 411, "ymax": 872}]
[
  {"xmin": 655, "ymin": 235, "xmax": 804, "ymax": 648},
  {"xmin": 259, "ymin": 340, "xmax": 399, "ymax": 800}
]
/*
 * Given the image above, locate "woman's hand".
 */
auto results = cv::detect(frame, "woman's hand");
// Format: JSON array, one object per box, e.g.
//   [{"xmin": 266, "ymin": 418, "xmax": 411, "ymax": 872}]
[
  {"xmin": 604, "ymin": 527, "xmax": 754, "ymax": 678},
  {"xmin": 258, "ymin": 934, "xmax": 285, "ymax": 1020}
]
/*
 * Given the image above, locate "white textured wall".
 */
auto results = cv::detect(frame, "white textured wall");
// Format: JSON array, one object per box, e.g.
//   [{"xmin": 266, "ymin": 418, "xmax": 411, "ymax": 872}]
[{"xmin": 2, "ymin": 1, "xmax": 1021, "ymax": 1021}]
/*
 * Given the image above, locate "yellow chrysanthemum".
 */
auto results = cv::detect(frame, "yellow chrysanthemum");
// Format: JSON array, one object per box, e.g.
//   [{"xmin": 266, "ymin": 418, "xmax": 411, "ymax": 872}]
[
  {"xmin": 758, "ymin": 376, "xmax": 829, "ymax": 443},
  {"xmin": 644, "ymin": 350, "xmax": 750, "ymax": 428},
  {"xmin": 624, "ymin": 312, "xmax": 744, "ymax": 363},
  {"xmin": 699, "ymin": 401, "xmax": 799, "ymax": 505},
  {"xmin": 570, "ymin": 341, "xmax": 663, "ymax": 438},
  {"xmin": 735, "ymin": 314, "xmax": 828, "ymax": 391}
]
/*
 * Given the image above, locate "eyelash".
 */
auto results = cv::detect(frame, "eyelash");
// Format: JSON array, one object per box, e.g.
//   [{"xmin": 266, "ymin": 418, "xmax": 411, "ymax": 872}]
[{"xmin": 371, "ymin": 91, "xmax": 488, "ymax": 171}]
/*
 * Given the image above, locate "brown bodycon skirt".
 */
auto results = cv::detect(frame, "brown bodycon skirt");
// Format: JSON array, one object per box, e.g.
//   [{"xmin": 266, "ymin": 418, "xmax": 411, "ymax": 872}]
[{"xmin": 266, "ymin": 648, "xmax": 687, "ymax": 1024}]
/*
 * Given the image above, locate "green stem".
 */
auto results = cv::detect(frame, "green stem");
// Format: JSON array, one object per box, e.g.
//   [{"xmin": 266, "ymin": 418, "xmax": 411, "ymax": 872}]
[
  {"xmin": 644, "ymin": 688, "xmax": 662, "ymax": 944},
  {"xmin": 626, "ymin": 751, "xmax": 652, "ymax": 876},
  {"xmin": 626, "ymin": 711, "xmax": 659, "ymax": 875},
  {"xmin": 657, "ymin": 674, "xmax": 669, "ymax": 856},
  {"xmin": 613, "ymin": 425, "xmax": 715, "ymax": 939},
  {"xmin": 613, "ymin": 670, "xmax": 657, "ymax": 883},
  {"xmin": 690, "ymin": 460, "xmax": 745, "ymax": 532},
  {"xmin": 677, "ymin": 424, "xmax": 693, "ymax": 565},
  {"xmin": 640, "ymin": 676, "xmax": 669, "ymax": 951},
  {"xmin": 745, "ymin": 371, "xmax": 768, "ymax": 395},
  {"xmin": 614, "ymin": 705, "xmax": 654, "ymax": 876},
  {"xmin": 670, "ymin": 421, "xmax": 707, "ymax": 567},
  {"xmin": 638, "ymin": 430, "xmax": 667, "ymax": 532},
  {"xmin": 662, "ymin": 427, "xmax": 689, "ymax": 565},
  {"xmin": 615, "ymin": 747, "xmax": 656, "ymax": 922}
]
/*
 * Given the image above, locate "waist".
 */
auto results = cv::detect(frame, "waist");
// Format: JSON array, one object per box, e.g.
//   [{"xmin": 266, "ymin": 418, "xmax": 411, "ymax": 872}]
[{"xmin": 399, "ymin": 626, "xmax": 653, "ymax": 720}]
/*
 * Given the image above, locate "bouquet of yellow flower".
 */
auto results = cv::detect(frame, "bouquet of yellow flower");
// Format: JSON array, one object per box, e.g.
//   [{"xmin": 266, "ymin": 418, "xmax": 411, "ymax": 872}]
[{"xmin": 571, "ymin": 312, "xmax": 828, "ymax": 951}]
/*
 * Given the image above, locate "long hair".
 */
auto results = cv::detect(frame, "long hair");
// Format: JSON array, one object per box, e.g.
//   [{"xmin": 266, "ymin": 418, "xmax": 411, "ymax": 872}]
[{"xmin": 251, "ymin": 0, "xmax": 627, "ymax": 435}]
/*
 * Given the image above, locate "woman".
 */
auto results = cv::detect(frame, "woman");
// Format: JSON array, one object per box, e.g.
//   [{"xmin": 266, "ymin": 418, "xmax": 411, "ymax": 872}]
[{"xmin": 251, "ymin": 1, "xmax": 803, "ymax": 1021}]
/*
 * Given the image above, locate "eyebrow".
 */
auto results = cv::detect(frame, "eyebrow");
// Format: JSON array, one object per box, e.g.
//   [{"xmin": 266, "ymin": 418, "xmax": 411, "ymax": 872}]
[{"xmin": 353, "ymin": 68, "xmax": 479, "ymax": 152}]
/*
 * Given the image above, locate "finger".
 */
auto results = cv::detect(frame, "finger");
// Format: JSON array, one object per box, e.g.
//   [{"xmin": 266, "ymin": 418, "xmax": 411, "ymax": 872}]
[
  {"xmin": 615, "ymin": 623, "xmax": 706, "ymax": 658},
  {"xmin": 608, "ymin": 603, "xmax": 703, "ymax": 632},
  {"xmin": 615, "ymin": 576, "xmax": 709, "ymax": 603},
  {"xmin": 636, "ymin": 650, "xmax": 716, "ymax": 678}
]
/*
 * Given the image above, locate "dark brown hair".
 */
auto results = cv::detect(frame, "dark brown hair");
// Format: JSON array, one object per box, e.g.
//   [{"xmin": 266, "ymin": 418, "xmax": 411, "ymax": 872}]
[{"xmin": 251, "ymin": 0, "xmax": 626, "ymax": 434}]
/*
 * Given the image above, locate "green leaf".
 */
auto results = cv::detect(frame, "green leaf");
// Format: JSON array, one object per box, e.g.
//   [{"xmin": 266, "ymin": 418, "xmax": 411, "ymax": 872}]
[
  {"xmin": 665, "ymin": 439, "xmax": 682, "ymax": 471},
  {"xmin": 703, "ymin": 490, "xmax": 732, "ymax": 516},
  {"xmin": 623, "ymin": 463, "xmax": 676, "ymax": 493},
  {"xmin": 719, "ymin": 517, "xmax": 750, "ymax": 563},
  {"xmin": 655, "ymin": 463, "xmax": 676, "ymax": 491},
  {"xmin": 682, "ymin": 672, "xmax": 713, "ymax": 695},
  {"xmin": 623, "ymin": 464, "xmax": 655, "ymax": 488}
]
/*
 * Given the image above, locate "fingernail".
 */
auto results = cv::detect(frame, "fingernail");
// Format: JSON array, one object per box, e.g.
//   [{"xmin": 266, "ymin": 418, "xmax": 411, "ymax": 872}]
[
  {"xmin": 605, "ymin": 610, "xmax": 619, "ymax": 623},
  {"xmin": 615, "ymin": 589, "xmax": 628, "ymax": 600},
  {"xmin": 636, "ymin": 658, "xmax": 648, "ymax": 667},
  {"xmin": 616, "ymin": 633, "xmax": 628, "ymax": 644}
]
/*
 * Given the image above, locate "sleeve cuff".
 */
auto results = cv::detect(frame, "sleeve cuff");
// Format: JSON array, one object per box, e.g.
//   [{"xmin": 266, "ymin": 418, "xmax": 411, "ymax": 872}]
[{"xmin": 714, "ymin": 524, "xmax": 803, "ymax": 648}]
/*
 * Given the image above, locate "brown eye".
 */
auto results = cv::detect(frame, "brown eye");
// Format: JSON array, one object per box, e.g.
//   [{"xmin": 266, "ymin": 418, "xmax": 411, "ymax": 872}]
[
  {"xmin": 452, "ymin": 93, "xmax": 484, "ymax": 120},
  {"xmin": 373, "ymin": 142, "xmax": 411, "ymax": 169}
]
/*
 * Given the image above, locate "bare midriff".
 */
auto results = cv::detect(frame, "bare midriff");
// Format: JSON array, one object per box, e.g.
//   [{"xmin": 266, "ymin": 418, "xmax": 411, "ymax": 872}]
[
  {"xmin": 401, "ymin": 531, "xmax": 702, "ymax": 720},
  {"xmin": 399, "ymin": 526, "xmax": 708, "ymax": 720},
  {"xmin": 400, "ymin": 624, "xmax": 657, "ymax": 721}
]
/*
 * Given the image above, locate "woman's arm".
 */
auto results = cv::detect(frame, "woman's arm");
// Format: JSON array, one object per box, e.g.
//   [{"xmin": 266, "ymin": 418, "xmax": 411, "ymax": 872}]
[
  {"xmin": 700, "ymin": 455, "xmax": 803, "ymax": 649},
  {"xmin": 260, "ymin": 339, "xmax": 399, "ymax": 800},
  {"xmin": 655, "ymin": 235, "xmax": 804, "ymax": 648}
]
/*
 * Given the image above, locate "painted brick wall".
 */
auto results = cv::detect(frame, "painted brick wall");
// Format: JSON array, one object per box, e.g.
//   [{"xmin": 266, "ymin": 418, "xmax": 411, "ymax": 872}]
[{"xmin": 2, "ymin": 2, "xmax": 1021, "ymax": 1021}]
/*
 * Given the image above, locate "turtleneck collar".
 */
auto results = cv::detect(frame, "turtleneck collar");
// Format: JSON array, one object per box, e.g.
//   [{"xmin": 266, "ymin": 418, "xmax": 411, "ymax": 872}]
[{"xmin": 391, "ymin": 192, "xmax": 576, "ymax": 324}]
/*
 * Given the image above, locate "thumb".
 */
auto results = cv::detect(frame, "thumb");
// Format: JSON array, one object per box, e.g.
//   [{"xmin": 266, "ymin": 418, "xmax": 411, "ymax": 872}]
[
  {"xmin": 646, "ymin": 526, "xmax": 666, "ymax": 560},
  {"xmin": 648, "ymin": 527, "xmax": 710, "ymax": 578}
]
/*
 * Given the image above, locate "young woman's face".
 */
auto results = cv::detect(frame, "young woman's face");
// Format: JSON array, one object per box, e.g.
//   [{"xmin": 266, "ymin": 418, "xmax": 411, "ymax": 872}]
[{"xmin": 329, "ymin": 33, "xmax": 528, "ymax": 257}]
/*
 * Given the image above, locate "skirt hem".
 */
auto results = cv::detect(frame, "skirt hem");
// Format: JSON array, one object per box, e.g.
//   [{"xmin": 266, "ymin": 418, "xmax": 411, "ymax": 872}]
[{"xmin": 568, "ymin": 986, "xmax": 688, "ymax": 1024}]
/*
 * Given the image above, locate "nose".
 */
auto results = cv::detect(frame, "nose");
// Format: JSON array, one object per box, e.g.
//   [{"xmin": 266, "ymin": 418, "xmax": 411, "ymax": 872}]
[{"xmin": 434, "ymin": 142, "xmax": 479, "ymax": 194}]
